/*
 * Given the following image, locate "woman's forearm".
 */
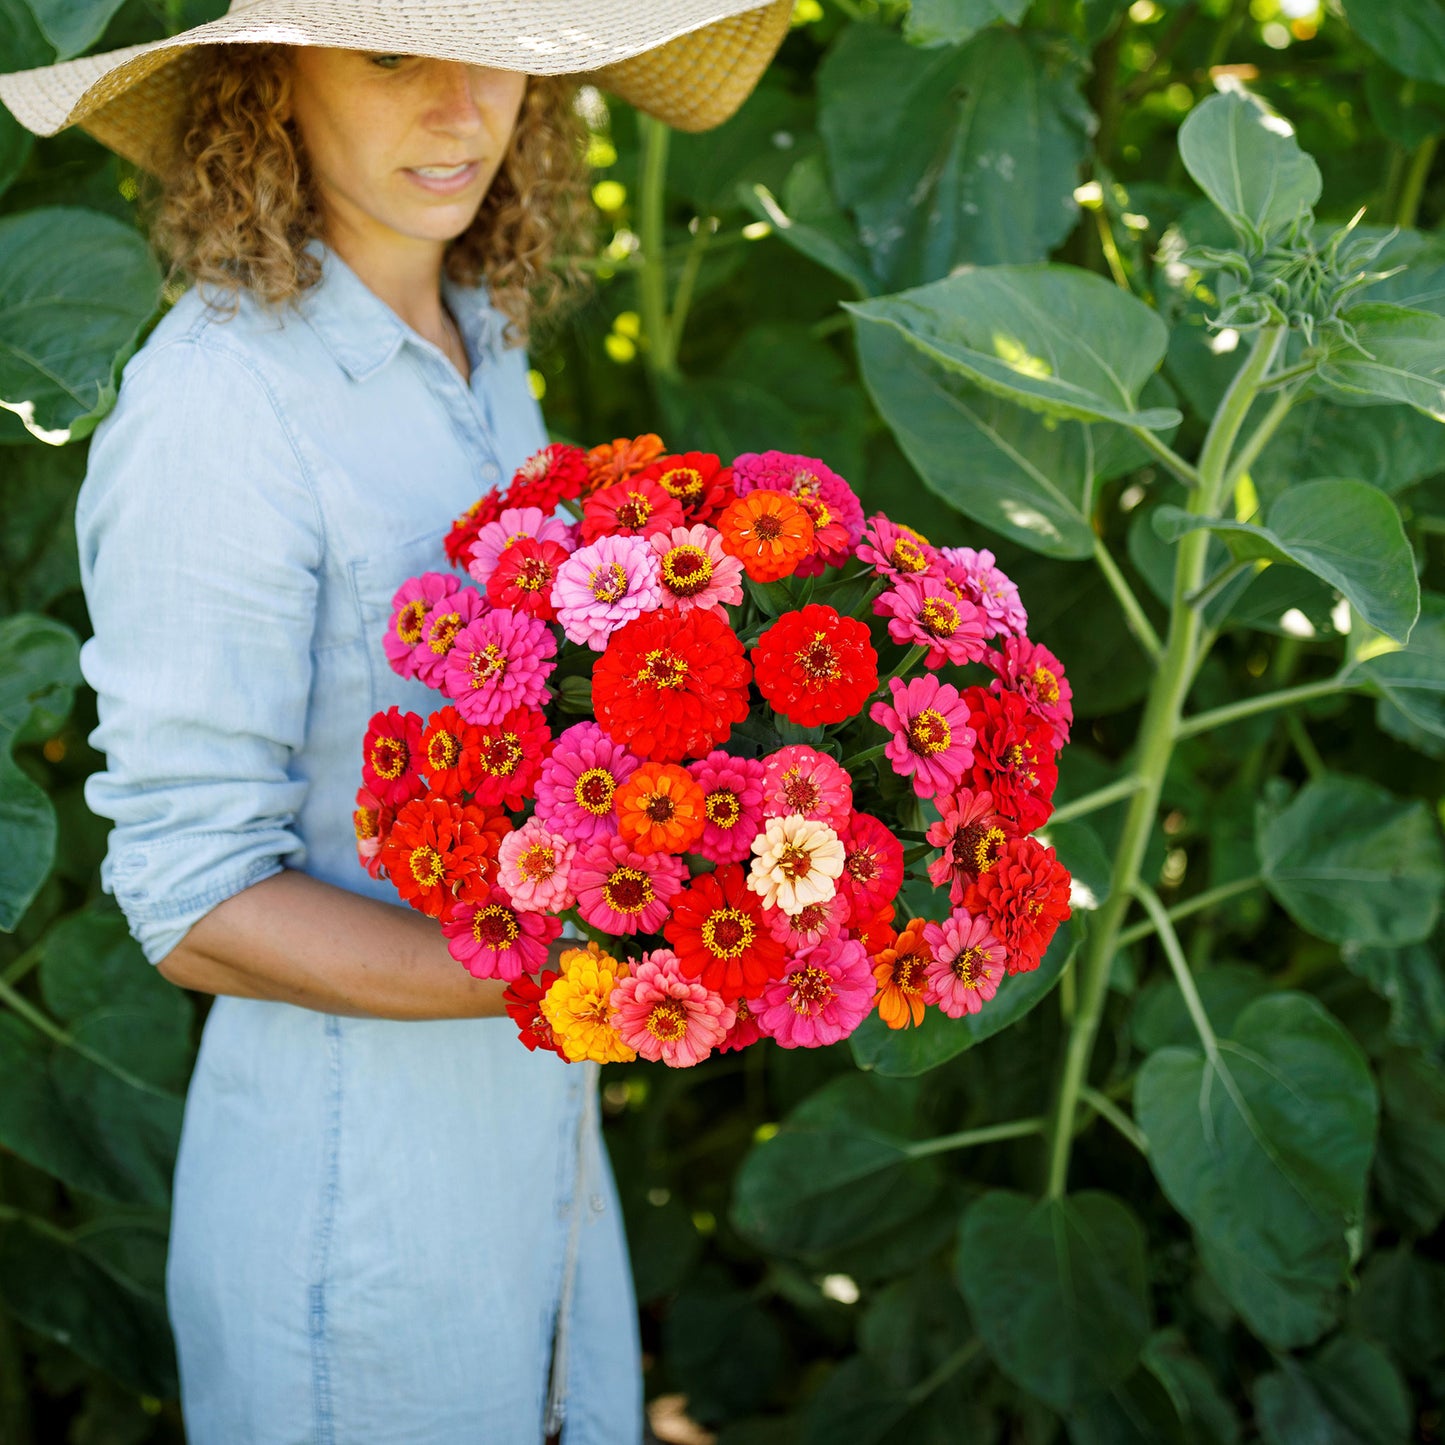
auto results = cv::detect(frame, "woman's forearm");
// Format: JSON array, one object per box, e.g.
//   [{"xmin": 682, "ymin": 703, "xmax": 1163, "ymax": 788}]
[{"xmin": 157, "ymin": 868, "xmax": 549, "ymax": 1020}]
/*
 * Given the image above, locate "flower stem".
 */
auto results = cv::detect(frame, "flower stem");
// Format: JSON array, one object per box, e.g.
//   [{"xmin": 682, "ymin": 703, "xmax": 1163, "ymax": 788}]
[
  {"xmin": 1130, "ymin": 881, "xmax": 1219, "ymax": 1060},
  {"xmin": 1092, "ymin": 536, "xmax": 1162, "ymax": 662},
  {"xmin": 635, "ymin": 114, "xmax": 676, "ymax": 379},
  {"xmin": 1116, "ymin": 873, "xmax": 1262, "ymax": 948},
  {"xmin": 1079, "ymin": 1085, "xmax": 1148, "ymax": 1154},
  {"xmin": 879, "ymin": 643, "xmax": 928, "ymax": 692},
  {"xmin": 1174, "ymin": 673, "xmax": 1351, "ymax": 739},
  {"xmin": 907, "ymin": 1115, "xmax": 1046, "ymax": 1158},
  {"xmin": 1047, "ymin": 775, "xmax": 1144, "ymax": 825}
]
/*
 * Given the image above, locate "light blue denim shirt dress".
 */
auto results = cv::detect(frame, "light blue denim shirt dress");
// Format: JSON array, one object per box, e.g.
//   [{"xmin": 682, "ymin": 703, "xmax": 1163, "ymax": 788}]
[{"xmin": 75, "ymin": 240, "xmax": 643, "ymax": 1444}]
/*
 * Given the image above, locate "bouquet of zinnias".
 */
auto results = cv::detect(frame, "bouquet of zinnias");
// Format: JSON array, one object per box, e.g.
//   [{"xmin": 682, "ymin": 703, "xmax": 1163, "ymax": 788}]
[{"xmin": 354, "ymin": 437, "xmax": 1073, "ymax": 1068}]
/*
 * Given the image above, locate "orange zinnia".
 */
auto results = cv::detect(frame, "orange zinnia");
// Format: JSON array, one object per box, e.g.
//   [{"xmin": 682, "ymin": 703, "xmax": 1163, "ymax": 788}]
[
  {"xmin": 614, "ymin": 762, "xmax": 708, "ymax": 856},
  {"xmin": 871, "ymin": 916, "xmax": 933, "ymax": 1029},
  {"xmin": 585, "ymin": 433, "xmax": 667, "ymax": 497},
  {"xmin": 716, "ymin": 489, "xmax": 815, "ymax": 583}
]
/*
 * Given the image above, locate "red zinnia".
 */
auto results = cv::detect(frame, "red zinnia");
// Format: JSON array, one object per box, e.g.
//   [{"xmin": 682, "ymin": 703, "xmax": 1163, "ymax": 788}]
[
  {"xmin": 962, "ymin": 834, "xmax": 1072, "ymax": 973},
  {"xmin": 593, "ymin": 607, "xmax": 752, "ymax": 763},
  {"xmin": 380, "ymin": 795, "xmax": 492, "ymax": 918},
  {"xmin": 419, "ymin": 705, "xmax": 479, "ymax": 801},
  {"xmin": 752, "ymin": 604, "xmax": 879, "ymax": 727},
  {"xmin": 503, "ymin": 970, "xmax": 567, "ymax": 1056},
  {"xmin": 838, "ymin": 811, "xmax": 905, "ymax": 918},
  {"xmin": 580, "ymin": 478, "xmax": 685, "ymax": 543},
  {"xmin": 486, "ymin": 536, "xmax": 570, "ymax": 622},
  {"xmin": 503, "ymin": 443, "xmax": 590, "ymax": 512},
  {"xmin": 960, "ymin": 686, "xmax": 1059, "ymax": 834},
  {"xmin": 444, "ymin": 492, "xmax": 505, "ymax": 569},
  {"xmin": 635, "ymin": 451, "xmax": 734, "ymax": 524},
  {"xmin": 466, "ymin": 706, "xmax": 551, "ymax": 811},
  {"xmin": 453, "ymin": 803, "xmax": 514, "ymax": 901},
  {"xmin": 362, "ymin": 706, "xmax": 427, "ymax": 807},
  {"xmin": 665, "ymin": 864, "xmax": 786, "ymax": 997}
]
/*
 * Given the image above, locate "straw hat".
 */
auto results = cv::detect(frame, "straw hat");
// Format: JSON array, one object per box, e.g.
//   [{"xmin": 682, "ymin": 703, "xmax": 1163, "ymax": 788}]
[{"xmin": 0, "ymin": 0, "xmax": 795, "ymax": 174}]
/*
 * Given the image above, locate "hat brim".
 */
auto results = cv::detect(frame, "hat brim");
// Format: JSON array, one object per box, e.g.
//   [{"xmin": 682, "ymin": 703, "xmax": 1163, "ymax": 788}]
[{"xmin": 0, "ymin": 0, "xmax": 793, "ymax": 172}]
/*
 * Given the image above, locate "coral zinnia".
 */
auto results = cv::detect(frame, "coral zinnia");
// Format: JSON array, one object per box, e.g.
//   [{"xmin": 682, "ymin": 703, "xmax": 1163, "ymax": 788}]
[
  {"xmin": 874, "ymin": 574, "xmax": 990, "ymax": 670},
  {"xmin": 442, "ymin": 885, "xmax": 562, "ymax": 981},
  {"xmin": 615, "ymin": 763, "xmax": 708, "ymax": 856},
  {"xmin": 922, "ymin": 911, "xmax": 1006, "ymax": 1016},
  {"xmin": 838, "ymin": 811, "xmax": 905, "ymax": 918},
  {"xmin": 869, "ymin": 675, "xmax": 977, "ymax": 801},
  {"xmin": 961, "ymin": 834, "xmax": 1072, "ymax": 973},
  {"xmin": 747, "ymin": 814, "xmax": 845, "ymax": 916},
  {"xmin": 752, "ymin": 604, "xmax": 879, "ymax": 728},
  {"xmin": 580, "ymin": 477, "xmax": 686, "ymax": 543},
  {"xmin": 716, "ymin": 489, "xmax": 815, "ymax": 583},
  {"xmin": 533, "ymin": 721, "xmax": 641, "ymax": 847},
  {"xmin": 497, "ymin": 817, "xmax": 576, "ymax": 913},
  {"xmin": 649, "ymin": 524, "xmax": 745, "ymax": 614},
  {"xmin": 763, "ymin": 892, "xmax": 850, "ymax": 949},
  {"xmin": 542, "ymin": 944, "xmax": 636, "ymax": 1063},
  {"xmin": 572, "ymin": 835, "xmax": 686, "ymax": 935},
  {"xmin": 467, "ymin": 505, "xmax": 574, "ymax": 589},
  {"xmin": 872, "ymin": 916, "xmax": 933, "ymax": 1030},
  {"xmin": 959, "ymin": 685, "xmax": 1058, "ymax": 833},
  {"xmin": 753, "ymin": 935, "xmax": 875, "ymax": 1048},
  {"xmin": 551, "ymin": 533, "xmax": 663, "ymax": 651},
  {"xmin": 609, "ymin": 949, "xmax": 736, "ymax": 1068},
  {"xmin": 665, "ymin": 864, "xmax": 786, "ymax": 997},
  {"xmin": 442, "ymin": 607, "xmax": 556, "ymax": 726},
  {"xmin": 761, "ymin": 744, "xmax": 853, "ymax": 826},
  {"xmin": 926, "ymin": 787, "xmax": 1014, "ymax": 906},
  {"xmin": 362, "ymin": 706, "xmax": 427, "ymax": 807},
  {"xmin": 385, "ymin": 571, "xmax": 460, "ymax": 680},
  {"xmin": 381, "ymin": 795, "xmax": 492, "ymax": 918},
  {"xmin": 984, "ymin": 635, "xmax": 1073, "ymax": 751},
  {"xmin": 686, "ymin": 751, "xmax": 767, "ymax": 865},
  {"xmin": 592, "ymin": 606, "xmax": 752, "ymax": 764},
  {"xmin": 502, "ymin": 969, "xmax": 566, "ymax": 1057}
]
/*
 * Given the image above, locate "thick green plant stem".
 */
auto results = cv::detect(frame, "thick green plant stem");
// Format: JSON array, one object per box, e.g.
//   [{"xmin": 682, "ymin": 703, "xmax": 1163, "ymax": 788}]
[
  {"xmin": 1043, "ymin": 325, "xmax": 1285, "ymax": 1200},
  {"xmin": 636, "ymin": 114, "xmax": 676, "ymax": 378}
]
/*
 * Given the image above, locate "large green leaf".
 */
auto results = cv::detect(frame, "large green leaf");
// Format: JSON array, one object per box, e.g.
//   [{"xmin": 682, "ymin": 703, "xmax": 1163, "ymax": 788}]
[
  {"xmin": 1257, "ymin": 774, "xmax": 1445, "ymax": 947},
  {"xmin": 1341, "ymin": 0, "xmax": 1445, "ymax": 86},
  {"xmin": 1135, "ymin": 992, "xmax": 1378, "ymax": 1348},
  {"xmin": 817, "ymin": 24, "xmax": 1090, "ymax": 290},
  {"xmin": 846, "ymin": 265, "xmax": 1178, "ymax": 431},
  {"xmin": 850, "ymin": 917, "xmax": 1075, "ymax": 1076},
  {"xmin": 1252, "ymin": 1334, "xmax": 1411, "ymax": 1445},
  {"xmin": 24, "ymin": 0, "xmax": 127, "ymax": 58},
  {"xmin": 1342, "ymin": 935, "xmax": 1445, "ymax": 1055},
  {"xmin": 1177, "ymin": 92, "xmax": 1322, "ymax": 243},
  {"xmin": 903, "ymin": 0, "xmax": 1029, "ymax": 47},
  {"xmin": 1373, "ymin": 1046, "xmax": 1445, "ymax": 1235},
  {"xmin": 1346, "ymin": 593, "xmax": 1445, "ymax": 744},
  {"xmin": 1351, "ymin": 1247, "xmax": 1445, "ymax": 1373},
  {"xmin": 1152, "ymin": 479, "xmax": 1419, "ymax": 643},
  {"xmin": 956, "ymin": 1189, "xmax": 1151, "ymax": 1411},
  {"xmin": 730, "ymin": 1075, "xmax": 941, "ymax": 1254},
  {"xmin": 0, "ymin": 0, "xmax": 51, "ymax": 71},
  {"xmin": 0, "ymin": 438, "xmax": 84, "ymax": 612},
  {"xmin": 1317, "ymin": 303, "xmax": 1445, "ymax": 419},
  {"xmin": 0, "ymin": 206, "xmax": 161, "ymax": 442},
  {"xmin": 859, "ymin": 1268, "xmax": 974, "ymax": 1390}
]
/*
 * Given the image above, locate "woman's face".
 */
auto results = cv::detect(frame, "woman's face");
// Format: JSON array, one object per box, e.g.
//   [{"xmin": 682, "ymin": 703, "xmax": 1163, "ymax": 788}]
[{"xmin": 286, "ymin": 48, "xmax": 528, "ymax": 252}]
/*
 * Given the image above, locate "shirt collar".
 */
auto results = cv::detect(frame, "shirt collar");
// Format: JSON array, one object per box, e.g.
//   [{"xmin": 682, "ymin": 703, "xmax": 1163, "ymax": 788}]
[{"xmin": 297, "ymin": 237, "xmax": 508, "ymax": 383}]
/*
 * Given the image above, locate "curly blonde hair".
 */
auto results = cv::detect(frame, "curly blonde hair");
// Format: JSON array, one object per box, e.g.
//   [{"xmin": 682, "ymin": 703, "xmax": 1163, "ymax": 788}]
[{"xmin": 150, "ymin": 44, "xmax": 596, "ymax": 348}]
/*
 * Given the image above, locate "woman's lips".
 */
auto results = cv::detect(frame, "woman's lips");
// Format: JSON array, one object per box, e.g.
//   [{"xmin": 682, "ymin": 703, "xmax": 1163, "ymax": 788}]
[{"xmin": 404, "ymin": 161, "xmax": 481, "ymax": 195}]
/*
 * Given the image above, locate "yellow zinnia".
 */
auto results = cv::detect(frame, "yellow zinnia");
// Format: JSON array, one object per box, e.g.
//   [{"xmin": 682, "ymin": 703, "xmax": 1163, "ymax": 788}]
[{"xmin": 541, "ymin": 944, "xmax": 637, "ymax": 1064}]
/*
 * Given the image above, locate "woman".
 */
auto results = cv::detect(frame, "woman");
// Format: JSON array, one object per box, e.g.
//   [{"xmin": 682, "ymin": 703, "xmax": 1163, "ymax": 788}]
[{"xmin": 0, "ymin": 4, "xmax": 792, "ymax": 1441}]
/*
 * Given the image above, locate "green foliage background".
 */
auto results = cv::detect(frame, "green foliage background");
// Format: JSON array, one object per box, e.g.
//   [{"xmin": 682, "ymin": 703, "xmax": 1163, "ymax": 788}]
[{"xmin": 1, "ymin": 0, "xmax": 1444, "ymax": 1441}]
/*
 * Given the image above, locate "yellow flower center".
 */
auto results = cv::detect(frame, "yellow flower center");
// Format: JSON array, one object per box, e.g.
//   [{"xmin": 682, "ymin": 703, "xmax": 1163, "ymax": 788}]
[
  {"xmin": 472, "ymin": 903, "xmax": 520, "ymax": 950},
  {"xmin": 427, "ymin": 731, "xmax": 459, "ymax": 771},
  {"xmin": 468, "ymin": 642, "xmax": 507, "ymax": 687},
  {"xmin": 427, "ymin": 611, "xmax": 462, "ymax": 654},
  {"xmin": 574, "ymin": 767, "xmax": 616, "ymax": 816},
  {"xmin": 661, "ymin": 545, "xmax": 714, "ymax": 597},
  {"xmin": 659, "ymin": 466, "xmax": 703, "ymax": 501},
  {"xmin": 409, "ymin": 845, "xmax": 444, "ymax": 888},
  {"xmin": 780, "ymin": 766, "xmax": 821, "ymax": 813},
  {"xmin": 480, "ymin": 732, "xmax": 522, "ymax": 777},
  {"xmin": 776, "ymin": 842, "xmax": 815, "ymax": 882},
  {"xmin": 920, "ymin": 597, "xmax": 960, "ymax": 637},
  {"xmin": 396, "ymin": 599, "xmax": 427, "ymax": 644},
  {"xmin": 589, "ymin": 562, "xmax": 629, "ymax": 604},
  {"xmin": 701, "ymin": 908, "xmax": 753, "ymax": 959},
  {"xmin": 370, "ymin": 737, "xmax": 406, "ymax": 780},
  {"xmin": 892, "ymin": 538, "xmax": 928, "ymax": 573},
  {"xmin": 646, "ymin": 1000, "xmax": 689, "ymax": 1042},
  {"xmin": 787, "ymin": 965, "xmax": 834, "ymax": 1015},
  {"xmin": 796, "ymin": 634, "xmax": 840, "ymax": 682},
  {"xmin": 637, "ymin": 648, "xmax": 689, "ymax": 689},
  {"xmin": 907, "ymin": 708, "xmax": 951, "ymax": 757},
  {"xmin": 705, "ymin": 790, "xmax": 740, "ymax": 828},
  {"xmin": 614, "ymin": 490, "xmax": 652, "ymax": 530},
  {"xmin": 603, "ymin": 866, "xmax": 654, "ymax": 915},
  {"xmin": 519, "ymin": 842, "xmax": 555, "ymax": 883},
  {"xmin": 1033, "ymin": 665, "xmax": 1060, "ymax": 703}
]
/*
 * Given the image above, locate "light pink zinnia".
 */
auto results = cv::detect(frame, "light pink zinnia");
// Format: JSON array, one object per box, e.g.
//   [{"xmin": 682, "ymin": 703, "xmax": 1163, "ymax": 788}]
[
  {"xmin": 551, "ymin": 533, "xmax": 663, "ymax": 650},
  {"xmin": 534, "ymin": 721, "xmax": 641, "ymax": 847},
  {"xmin": 648, "ymin": 524, "xmax": 745, "ymax": 613},
  {"xmin": 763, "ymin": 891, "xmax": 850, "ymax": 948},
  {"xmin": 609, "ymin": 949, "xmax": 736, "ymax": 1068},
  {"xmin": 467, "ymin": 505, "xmax": 575, "ymax": 587},
  {"xmin": 939, "ymin": 546, "xmax": 1028, "ymax": 639},
  {"xmin": 984, "ymin": 635, "xmax": 1073, "ymax": 750},
  {"xmin": 856, "ymin": 514, "xmax": 939, "ymax": 581},
  {"xmin": 442, "ymin": 607, "xmax": 556, "ymax": 725},
  {"xmin": 442, "ymin": 888, "xmax": 562, "ymax": 982},
  {"xmin": 753, "ymin": 935, "xmax": 875, "ymax": 1048},
  {"xmin": 760, "ymin": 744, "xmax": 852, "ymax": 827},
  {"xmin": 416, "ymin": 586, "xmax": 489, "ymax": 691},
  {"xmin": 874, "ymin": 574, "xmax": 990, "ymax": 669},
  {"xmin": 747, "ymin": 814, "xmax": 845, "ymax": 916},
  {"xmin": 869, "ymin": 674, "xmax": 976, "ymax": 801},
  {"xmin": 922, "ymin": 910, "xmax": 1006, "ymax": 1017},
  {"xmin": 686, "ymin": 750, "xmax": 767, "ymax": 864},
  {"xmin": 497, "ymin": 817, "xmax": 577, "ymax": 913},
  {"xmin": 926, "ymin": 787, "xmax": 1015, "ymax": 906},
  {"xmin": 385, "ymin": 571, "xmax": 461, "ymax": 680},
  {"xmin": 572, "ymin": 835, "xmax": 686, "ymax": 935}
]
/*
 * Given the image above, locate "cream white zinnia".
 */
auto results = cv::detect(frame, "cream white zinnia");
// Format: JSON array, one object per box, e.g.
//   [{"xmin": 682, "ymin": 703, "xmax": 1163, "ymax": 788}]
[{"xmin": 746, "ymin": 815, "xmax": 845, "ymax": 916}]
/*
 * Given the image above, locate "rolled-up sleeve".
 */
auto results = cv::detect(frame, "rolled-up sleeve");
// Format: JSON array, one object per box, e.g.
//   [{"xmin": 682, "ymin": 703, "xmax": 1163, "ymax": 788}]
[{"xmin": 76, "ymin": 338, "xmax": 324, "ymax": 965}]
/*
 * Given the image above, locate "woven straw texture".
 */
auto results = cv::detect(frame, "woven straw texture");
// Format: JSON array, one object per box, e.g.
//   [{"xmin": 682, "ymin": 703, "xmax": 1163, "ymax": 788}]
[{"xmin": 0, "ymin": 0, "xmax": 794, "ymax": 171}]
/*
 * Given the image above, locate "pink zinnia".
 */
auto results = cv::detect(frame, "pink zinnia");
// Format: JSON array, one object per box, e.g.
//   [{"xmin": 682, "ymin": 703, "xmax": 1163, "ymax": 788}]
[
  {"xmin": 838, "ymin": 811, "xmax": 905, "ymax": 918},
  {"xmin": 534, "ymin": 721, "xmax": 641, "ymax": 847},
  {"xmin": 869, "ymin": 674, "xmax": 976, "ymax": 800},
  {"xmin": 856, "ymin": 514, "xmax": 939, "ymax": 581},
  {"xmin": 984, "ymin": 635, "xmax": 1073, "ymax": 750},
  {"xmin": 939, "ymin": 546, "xmax": 1028, "ymax": 639},
  {"xmin": 874, "ymin": 574, "xmax": 990, "ymax": 669},
  {"xmin": 753, "ymin": 935, "xmax": 875, "ymax": 1048},
  {"xmin": 572, "ymin": 835, "xmax": 686, "ymax": 935},
  {"xmin": 552, "ymin": 533, "xmax": 663, "ymax": 650},
  {"xmin": 648, "ymin": 524, "xmax": 745, "ymax": 614},
  {"xmin": 497, "ymin": 817, "xmax": 577, "ymax": 913},
  {"xmin": 926, "ymin": 787, "xmax": 1015, "ymax": 906},
  {"xmin": 731, "ymin": 450, "xmax": 863, "ymax": 573},
  {"xmin": 442, "ymin": 607, "xmax": 556, "ymax": 725},
  {"xmin": 609, "ymin": 949, "xmax": 736, "ymax": 1068},
  {"xmin": 763, "ymin": 891, "xmax": 850, "ymax": 948},
  {"xmin": 442, "ymin": 887, "xmax": 562, "ymax": 982},
  {"xmin": 760, "ymin": 744, "xmax": 852, "ymax": 826},
  {"xmin": 686, "ymin": 750, "xmax": 766, "ymax": 864},
  {"xmin": 385, "ymin": 571, "xmax": 460, "ymax": 680},
  {"xmin": 467, "ymin": 505, "xmax": 575, "ymax": 587},
  {"xmin": 415, "ymin": 586, "xmax": 489, "ymax": 691},
  {"xmin": 922, "ymin": 910, "xmax": 1006, "ymax": 1017}
]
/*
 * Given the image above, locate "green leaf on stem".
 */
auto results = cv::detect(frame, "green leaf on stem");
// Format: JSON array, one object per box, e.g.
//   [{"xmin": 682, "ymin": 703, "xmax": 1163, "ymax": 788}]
[
  {"xmin": 956, "ymin": 1189, "xmax": 1151, "ymax": 1412},
  {"xmin": 1340, "ymin": 0, "xmax": 1445, "ymax": 86},
  {"xmin": 1345, "ymin": 591, "xmax": 1445, "ymax": 743},
  {"xmin": 1257, "ymin": 773, "xmax": 1445, "ymax": 947},
  {"xmin": 903, "ymin": 0, "xmax": 1029, "ymax": 48},
  {"xmin": 1373, "ymin": 1046, "xmax": 1445, "ymax": 1235},
  {"xmin": 1252, "ymin": 1333, "xmax": 1411, "ymax": 1445},
  {"xmin": 1135, "ymin": 992, "xmax": 1378, "ymax": 1349},
  {"xmin": 1317, "ymin": 303, "xmax": 1445, "ymax": 418},
  {"xmin": 1152, "ymin": 478, "xmax": 1419, "ymax": 643},
  {"xmin": 1341, "ymin": 932, "xmax": 1445, "ymax": 1054}
]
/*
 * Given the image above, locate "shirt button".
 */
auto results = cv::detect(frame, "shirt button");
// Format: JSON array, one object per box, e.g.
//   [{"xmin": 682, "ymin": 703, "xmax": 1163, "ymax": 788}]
[{"xmin": 479, "ymin": 461, "xmax": 501, "ymax": 484}]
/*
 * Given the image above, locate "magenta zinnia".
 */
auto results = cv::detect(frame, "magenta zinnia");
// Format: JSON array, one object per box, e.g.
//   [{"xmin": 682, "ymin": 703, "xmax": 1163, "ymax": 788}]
[
  {"xmin": 442, "ymin": 607, "xmax": 556, "ymax": 726},
  {"xmin": 922, "ymin": 910, "xmax": 1006, "ymax": 1017},
  {"xmin": 572, "ymin": 835, "xmax": 686, "ymax": 935},
  {"xmin": 753, "ymin": 935, "xmax": 874, "ymax": 1048},
  {"xmin": 869, "ymin": 674, "xmax": 977, "ymax": 801},
  {"xmin": 441, "ymin": 886, "xmax": 561, "ymax": 982}
]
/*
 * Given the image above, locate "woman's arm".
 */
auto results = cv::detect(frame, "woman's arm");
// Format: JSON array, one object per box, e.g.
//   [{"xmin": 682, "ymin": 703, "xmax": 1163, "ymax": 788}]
[{"xmin": 159, "ymin": 869, "xmax": 562, "ymax": 1020}]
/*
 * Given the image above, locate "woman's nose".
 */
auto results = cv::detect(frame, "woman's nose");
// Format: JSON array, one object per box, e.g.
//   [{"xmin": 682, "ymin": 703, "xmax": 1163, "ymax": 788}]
[{"xmin": 425, "ymin": 61, "xmax": 485, "ymax": 136}]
